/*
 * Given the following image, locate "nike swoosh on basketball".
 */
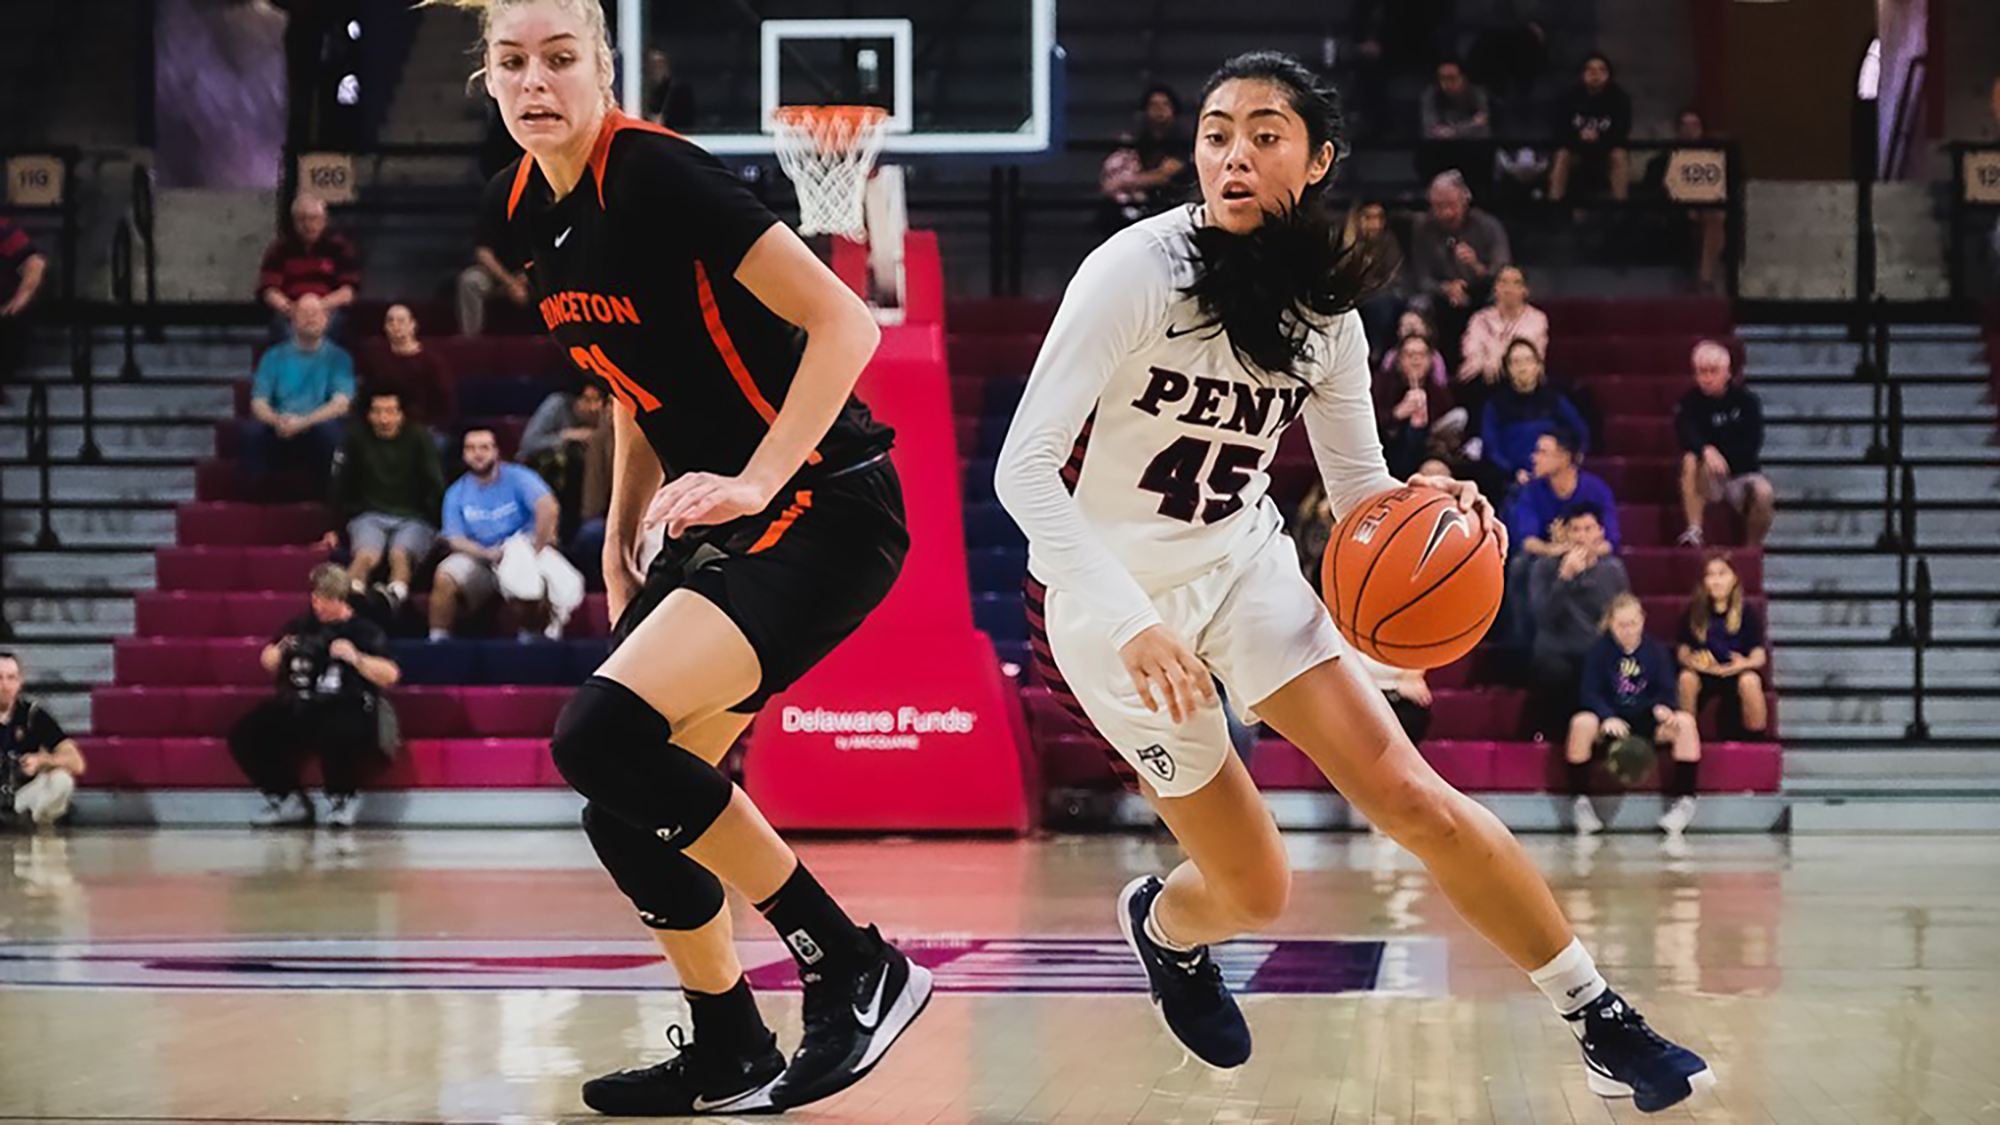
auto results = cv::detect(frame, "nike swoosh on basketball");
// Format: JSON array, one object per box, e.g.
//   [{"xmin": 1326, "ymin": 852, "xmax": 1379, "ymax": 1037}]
[
  {"xmin": 555, "ymin": 226, "xmax": 572, "ymax": 247},
  {"xmin": 853, "ymin": 966, "xmax": 889, "ymax": 1029}
]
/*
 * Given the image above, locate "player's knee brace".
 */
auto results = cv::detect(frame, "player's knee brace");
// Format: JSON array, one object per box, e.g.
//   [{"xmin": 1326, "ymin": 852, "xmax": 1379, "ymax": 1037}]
[
  {"xmin": 582, "ymin": 802, "xmax": 726, "ymax": 930},
  {"xmin": 550, "ymin": 676, "xmax": 733, "ymax": 848}
]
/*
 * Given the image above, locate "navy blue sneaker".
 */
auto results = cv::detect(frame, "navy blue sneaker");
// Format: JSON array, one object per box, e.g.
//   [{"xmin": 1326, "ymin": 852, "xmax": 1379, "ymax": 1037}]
[
  {"xmin": 1116, "ymin": 875, "xmax": 1251, "ymax": 1069},
  {"xmin": 1568, "ymin": 989, "xmax": 1716, "ymax": 1113}
]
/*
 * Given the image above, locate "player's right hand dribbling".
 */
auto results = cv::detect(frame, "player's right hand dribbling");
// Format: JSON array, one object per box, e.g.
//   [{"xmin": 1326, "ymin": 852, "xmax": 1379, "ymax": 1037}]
[{"xmin": 1120, "ymin": 625, "xmax": 1218, "ymax": 724}]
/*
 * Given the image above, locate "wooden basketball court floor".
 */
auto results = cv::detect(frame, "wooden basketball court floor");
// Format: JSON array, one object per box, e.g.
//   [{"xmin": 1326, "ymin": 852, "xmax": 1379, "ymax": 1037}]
[{"xmin": 3, "ymin": 828, "xmax": 1997, "ymax": 1124}]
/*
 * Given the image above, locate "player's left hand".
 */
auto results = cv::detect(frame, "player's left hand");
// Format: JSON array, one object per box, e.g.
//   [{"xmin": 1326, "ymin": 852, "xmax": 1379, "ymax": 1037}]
[
  {"xmin": 645, "ymin": 473, "xmax": 775, "ymax": 539},
  {"xmin": 1407, "ymin": 472, "xmax": 1508, "ymax": 560}
]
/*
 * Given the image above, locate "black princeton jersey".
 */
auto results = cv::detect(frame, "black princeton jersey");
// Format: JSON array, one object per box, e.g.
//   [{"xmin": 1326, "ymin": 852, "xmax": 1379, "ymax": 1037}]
[{"xmin": 481, "ymin": 111, "xmax": 893, "ymax": 481}]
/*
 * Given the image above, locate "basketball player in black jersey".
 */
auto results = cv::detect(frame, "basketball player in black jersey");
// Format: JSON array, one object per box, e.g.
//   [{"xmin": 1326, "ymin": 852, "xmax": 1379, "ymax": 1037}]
[{"xmin": 433, "ymin": 0, "xmax": 930, "ymax": 1115}]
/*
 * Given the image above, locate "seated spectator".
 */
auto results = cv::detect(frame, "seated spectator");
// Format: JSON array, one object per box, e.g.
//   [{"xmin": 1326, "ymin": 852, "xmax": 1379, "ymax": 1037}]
[
  {"xmin": 1477, "ymin": 338, "xmax": 1589, "ymax": 501},
  {"xmin": 229, "ymin": 563, "xmax": 399, "ymax": 828},
  {"xmin": 1527, "ymin": 503, "xmax": 1628, "ymax": 733},
  {"xmin": 1357, "ymin": 651, "xmax": 1432, "ymax": 747},
  {"xmin": 1499, "ymin": 428, "xmax": 1618, "ymax": 647},
  {"xmin": 457, "ymin": 192, "xmax": 534, "ymax": 337},
  {"xmin": 571, "ymin": 410, "xmax": 615, "ymax": 568},
  {"xmin": 0, "ymin": 216, "xmax": 49, "ymax": 405},
  {"xmin": 1353, "ymin": 201, "xmax": 1407, "ymax": 351},
  {"xmin": 432, "ymin": 427, "xmax": 582, "ymax": 641},
  {"xmin": 1565, "ymin": 594, "xmax": 1702, "ymax": 836},
  {"xmin": 1675, "ymin": 340, "xmax": 1774, "ymax": 546},
  {"xmin": 1099, "ymin": 84, "xmax": 1192, "ymax": 234},
  {"xmin": 1, "ymin": 652, "xmax": 86, "ymax": 828},
  {"xmin": 1641, "ymin": 108, "xmax": 1728, "ymax": 292},
  {"xmin": 1678, "ymin": 554, "xmax": 1768, "ymax": 737},
  {"xmin": 1504, "ymin": 428, "xmax": 1620, "ymax": 558},
  {"xmin": 243, "ymin": 295, "xmax": 354, "ymax": 494},
  {"xmin": 1377, "ymin": 309, "xmax": 1447, "ymax": 382},
  {"xmin": 1458, "ymin": 265, "xmax": 1549, "ymax": 406},
  {"xmin": 1417, "ymin": 59, "xmax": 1495, "ymax": 199},
  {"xmin": 1407, "ymin": 171, "xmax": 1512, "ymax": 368},
  {"xmin": 332, "ymin": 391, "xmax": 445, "ymax": 609},
  {"xmin": 1373, "ymin": 334, "xmax": 1459, "ymax": 478},
  {"xmin": 1549, "ymin": 53, "xmax": 1633, "ymax": 203},
  {"xmin": 521, "ymin": 377, "xmax": 611, "ymax": 539},
  {"xmin": 358, "ymin": 305, "xmax": 456, "ymax": 430},
  {"xmin": 257, "ymin": 193, "xmax": 359, "ymax": 341},
  {"xmin": 1422, "ymin": 59, "xmax": 1492, "ymax": 141}
]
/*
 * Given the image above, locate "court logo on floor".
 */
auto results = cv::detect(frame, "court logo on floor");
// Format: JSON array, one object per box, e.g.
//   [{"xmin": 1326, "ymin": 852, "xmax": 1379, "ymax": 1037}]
[{"xmin": 0, "ymin": 935, "xmax": 1444, "ymax": 995}]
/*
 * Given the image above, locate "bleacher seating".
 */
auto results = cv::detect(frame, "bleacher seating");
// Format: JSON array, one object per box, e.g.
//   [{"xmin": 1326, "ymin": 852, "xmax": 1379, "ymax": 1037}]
[{"xmin": 948, "ymin": 293, "xmax": 1782, "ymax": 801}]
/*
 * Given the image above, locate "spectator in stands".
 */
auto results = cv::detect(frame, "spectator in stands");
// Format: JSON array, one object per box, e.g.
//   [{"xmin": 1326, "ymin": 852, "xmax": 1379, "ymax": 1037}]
[
  {"xmin": 0, "ymin": 652, "xmax": 86, "ymax": 828},
  {"xmin": 1675, "ymin": 339, "xmax": 1773, "ymax": 546},
  {"xmin": 1641, "ymin": 109, "xmax": 1729, "ymax": 292},
  {"xmin": 1498, "ymin": 428, "xmax": 1619, "ymax": 649},
  {"xmin": 1565, "ymin": 594, "xmax": 1702, "ymax": 836},
  {"xmin": 1459, "ymin": 265, "xmax": 1549, "ymax": 405},
  {"xmin": 1353, "ymin": 201, "xmax": 1407, "ymax": 351},
  {"xmin": 1099, "ymin": 84, "xmax": 1192, "ymax": 233},
  {"xmin": 1408, "ymin": 171, "xmax": 1511, "ymax": 366},
  {"xmin": 1678, "ymin": 554, "xmax": 1768, "ymax": 737},
  {"xmin": 332, "ymin": 390, "xmax": 445, "ymax": 610},
  {"xmin": 643, "ymin": 46, "xmax": 698, "ymax": 130},
  {"xmin": 1418, "ymin": 59, "xmax": 1495, "ymax": 198},
  {"xmin": 1422, "ymin": 59, "xmax": 1492, "ymax": 141},
  {"xmin": 0, "ymin": 216, "xmax": 49, "ymax": 406},
  {"xmin": 358, "ymin": 304, "xmax": 455, "ymax": 430},
  {"xmin": 229, "ymin": 563, "xmax": 399, "ymax": 829},
  {"xmin": 1373, "ymin": 334, "xmax": 1457, "ymax": 478},
  {"xmin": 257, "ymin": 193, "xmax": 360, "ymax": 341},
  {"xmin": 1549, "ymin": 53, "xmax": 1633, "ymax": 204},
  {"xmin": 1378, "ymin": 309, "xmax": 1446, "ymax": 381},
  {"xmin": 521, "ymin": 377, "xmax": 612, "ymax": 541},
  {"xmin": 432, "ymin": 427, "xmax": 582, "ymax": 642},
  {"xmin": 1528, "ymin": 503, "xmax": 1629, "ymax": 734},
  {"xmin": 243, "ymin": 294, "xmax": 354, "ymax": 494},
  {"xmin": 1478, "ymin": 338, "xmax": 1589, "ymax": 501},
  {"xmin": 458, "ymin": 192, "xmax": 534, "ymax": 337}
]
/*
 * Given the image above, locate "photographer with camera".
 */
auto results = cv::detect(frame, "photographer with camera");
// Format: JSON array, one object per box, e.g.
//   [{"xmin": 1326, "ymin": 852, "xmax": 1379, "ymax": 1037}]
[{"xmin": 227, "ymin": 563, "xmax": 401, "ymax": 828}]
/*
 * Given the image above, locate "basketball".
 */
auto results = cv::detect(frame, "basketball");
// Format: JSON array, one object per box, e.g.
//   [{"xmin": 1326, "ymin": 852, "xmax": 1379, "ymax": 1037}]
[
  {"xmin": 1604, "ymin": 734, "xmax": 1658, "ymax": 788},
  {"xmin": 1322, "ymin": 485, "xmax": 1504, "ymax": 669}
]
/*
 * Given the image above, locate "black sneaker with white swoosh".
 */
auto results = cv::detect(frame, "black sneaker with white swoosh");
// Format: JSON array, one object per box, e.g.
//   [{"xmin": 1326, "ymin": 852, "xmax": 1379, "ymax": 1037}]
[
  {"xmin": 580, "ymin": 1024, "xmax": 784, "ymax": 1117},
  {"xmin": 770, "ymin": 926, "xmax": 934, "ymax": 1109}
]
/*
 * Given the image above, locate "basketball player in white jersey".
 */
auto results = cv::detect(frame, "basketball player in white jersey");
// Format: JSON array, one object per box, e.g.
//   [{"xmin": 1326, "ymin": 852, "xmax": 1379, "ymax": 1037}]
[{"xmin": 996, "ymin": 52, "xmax": 1713, "ymax": 1113}]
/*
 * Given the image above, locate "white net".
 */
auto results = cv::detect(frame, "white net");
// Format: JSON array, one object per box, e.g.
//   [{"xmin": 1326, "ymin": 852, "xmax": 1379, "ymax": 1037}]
[{"xmin": 772, "ymin": 106, "xmax": 889, "ymax": 241}]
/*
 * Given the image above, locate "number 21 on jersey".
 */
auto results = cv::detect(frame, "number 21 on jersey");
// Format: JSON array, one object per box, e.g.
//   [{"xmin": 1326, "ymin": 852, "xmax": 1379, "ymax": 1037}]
[{"xmin": 569, "ymin": 344, "xmax": 660, "ymax": 414}]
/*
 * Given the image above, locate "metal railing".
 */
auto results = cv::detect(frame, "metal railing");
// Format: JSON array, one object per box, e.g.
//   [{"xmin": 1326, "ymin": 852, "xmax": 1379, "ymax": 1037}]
[{"xmin": 24, "ymin": 383, "xmax": 58, "ymax": 550}]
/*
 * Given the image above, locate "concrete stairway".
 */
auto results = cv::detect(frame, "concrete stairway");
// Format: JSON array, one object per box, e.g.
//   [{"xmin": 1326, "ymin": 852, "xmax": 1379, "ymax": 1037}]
[
  {"xmin": 1745, "ymin": 322, "xmax": 2000, "ymax": 827},
  {"xmin": 0, "ymin": 326, "xmax": 258, "ymax": 735},
  {"xmin": 1740, "ymin": 180, "xmax": 1949, "ymax": 302}
]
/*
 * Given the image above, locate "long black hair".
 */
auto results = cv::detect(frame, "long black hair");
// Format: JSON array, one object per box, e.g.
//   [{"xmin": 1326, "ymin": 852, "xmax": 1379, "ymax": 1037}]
[{"xmin": 1181, "ymin": 51, "xmax": 1398, "ymax": 378}]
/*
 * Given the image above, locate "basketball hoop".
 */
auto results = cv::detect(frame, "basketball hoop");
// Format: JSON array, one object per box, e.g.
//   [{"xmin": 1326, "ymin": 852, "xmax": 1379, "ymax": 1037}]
[{"xmin": 771, "ymin": 105, "xmax": 889, "ymax": 241}]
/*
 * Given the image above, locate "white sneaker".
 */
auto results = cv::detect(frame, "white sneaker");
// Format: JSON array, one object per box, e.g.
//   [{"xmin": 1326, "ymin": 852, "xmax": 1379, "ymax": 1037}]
[
  {"xmin": 324, "ymin": 794, "xmax": 362, "ymax": 829},
  {"xmin": 1658, "ymin": 796, "xmax": 1697, "ymax": 835},
  {"xmin": 1572, "ymin": 795, "xmax": 1605, "ymax": 836},
  {"xmin": 252, "ymin": 792, "xmax": 312, "ymax": 827}
]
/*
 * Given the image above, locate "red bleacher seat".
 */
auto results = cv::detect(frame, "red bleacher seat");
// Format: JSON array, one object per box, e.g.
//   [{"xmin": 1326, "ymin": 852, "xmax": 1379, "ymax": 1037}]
[
  {"xmin": 177, "ymin": 503, "xmax": 333, "ymax": 547},
  {"xmin": 1541, "ymin": 298, "xmax": 1733, "ymax": 338},
  {"xmin": 80, "ymin": 736, "xmax": 554, "ymax": 789}
]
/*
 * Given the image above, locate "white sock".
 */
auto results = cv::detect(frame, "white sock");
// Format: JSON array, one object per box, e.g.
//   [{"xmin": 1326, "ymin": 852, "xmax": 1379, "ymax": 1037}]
[
  {"xmin": 1530, "ymin": 937, "xmax": 1608, "ymax": 1016},
  {"xmin": 1143, "ymin": 900, "xmax": 1196, "ymax": 954},
  {"xmin": 427, "ymin": 627, "xmax": 448, "ymax": 641}
]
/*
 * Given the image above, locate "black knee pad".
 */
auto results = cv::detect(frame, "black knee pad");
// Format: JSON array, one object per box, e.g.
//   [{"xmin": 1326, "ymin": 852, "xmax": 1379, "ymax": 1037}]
[
  {"xmin": 550, "ymin": 675, "xmax": 733, "ymax": 847},
  {"xmin": 582, "ymin": 803, "xmax": 726, "ymax": 930}
]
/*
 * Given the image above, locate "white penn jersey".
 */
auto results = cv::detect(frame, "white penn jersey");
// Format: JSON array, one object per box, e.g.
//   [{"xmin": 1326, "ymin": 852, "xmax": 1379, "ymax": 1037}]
[{"xmin": 994, "ymin": 205, "xmax": 1398, "ymax": 651}]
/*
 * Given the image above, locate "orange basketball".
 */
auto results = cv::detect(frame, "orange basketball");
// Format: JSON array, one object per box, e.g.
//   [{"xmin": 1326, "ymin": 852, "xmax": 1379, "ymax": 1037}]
[{"xmin": 1322, "ymin": 485, "xmax": 1503, "ymax": 670}]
